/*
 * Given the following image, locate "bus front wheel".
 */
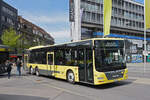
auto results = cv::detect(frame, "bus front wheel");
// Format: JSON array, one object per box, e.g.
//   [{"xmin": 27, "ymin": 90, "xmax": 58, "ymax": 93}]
[{"xmin": 67, "ymin": 70, "xmax": 75, "ymax": 84}]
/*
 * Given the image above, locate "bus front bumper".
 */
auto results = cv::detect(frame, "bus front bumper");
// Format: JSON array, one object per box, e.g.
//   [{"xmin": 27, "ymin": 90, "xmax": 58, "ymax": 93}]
[{"xmin": 94, "ymin": 69, "xmax": 128, "ymax": 85}]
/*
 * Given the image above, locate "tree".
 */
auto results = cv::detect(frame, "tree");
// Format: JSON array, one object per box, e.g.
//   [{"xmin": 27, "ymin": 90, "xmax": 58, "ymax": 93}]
[
  {"xmin": 1, "ymin": 27, "xmax": 21, "ymax": 48},
  {"xmin": 21, "ymin": 36, "xmax": 32, "ymax": 49}
]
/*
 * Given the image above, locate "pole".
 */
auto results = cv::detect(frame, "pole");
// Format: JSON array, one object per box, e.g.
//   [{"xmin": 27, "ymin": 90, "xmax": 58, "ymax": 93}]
[
  {"xmin": 103, "ymin": 0, "xmax": 105, "ymax": 38},
  {"xmin": 144, "ymin": 28, "xmax": 147, "ymax": 74},
  {"xmin": 70, "ymin": 22, "xmax": 72, "ymax": 41},
  {"xmin": 144, "ymin": 0, "xmax": 147, "ymax": 74},
  {"xmin": 74, "ymin": 0, "xmax": 81, "ymax": 41}
]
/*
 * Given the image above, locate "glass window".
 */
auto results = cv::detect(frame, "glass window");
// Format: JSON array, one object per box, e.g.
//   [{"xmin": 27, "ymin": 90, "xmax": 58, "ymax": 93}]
[
  {"xmin": 78, "ymin": 49, "xmax": 85, "ymax": 67},
  {"xmin": 48, "ymin": 54, "xmax": 53, "ymax": 65},
  {"xmin": 92, "ymin": 13, "xmax": 96, "ymax": 22},
  {"xmin": 94, "ymin": 40, "xmax": 126, "ymax": 72},
  {"xmin": 55, "ymin": 50, "xmax": 65, "ymax": 65},
  {"xmin": 54, "ymin": 41, "xmax": 92, "ymax": 66},
  {"xmin": 65, "ymin": 49, "xmax": 72, "ymax": 66},
  {"xmin": 29, "ymin": 51, "xmax": 46, "ymax": 64},
  {"xmin": 97, "ymin": 14, "xmax": 100, "ymax": 23},
  {"xmin": 1, "ymin": 16, "xmax": 5, "ymax": 21},
  {"xmin": 0, "ymin": 52, "xmax": 9, "ymax": 64},
  {"xmin": 85, "ymin": 12, "xmax": 91, "ymax": 22}
]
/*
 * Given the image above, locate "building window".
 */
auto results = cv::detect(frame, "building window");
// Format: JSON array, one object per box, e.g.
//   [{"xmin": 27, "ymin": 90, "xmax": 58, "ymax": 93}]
[
  {"xmin": 1, "ymin": 16, "xmax": 5, "ymax": 21},
  {"xmin": 85, "ymin": 12, "xmax": 91, "ymax": 22},
  {"xmin": 92, "ymin": 13, "xmax": 96, "ymax": 22},
  {"xmin": 97, "ymin": 14, "xmax": 100, "ymax": 23},
  {"xmin": 2, "ymin": 6, "xmax": 16, "ymax": 17}
]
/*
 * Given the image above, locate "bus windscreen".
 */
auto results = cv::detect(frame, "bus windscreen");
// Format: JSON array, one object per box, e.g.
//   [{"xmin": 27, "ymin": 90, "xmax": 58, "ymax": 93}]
[{"xmin": 94, "ymin": 40, "xmax": 126, "ymax": 72}]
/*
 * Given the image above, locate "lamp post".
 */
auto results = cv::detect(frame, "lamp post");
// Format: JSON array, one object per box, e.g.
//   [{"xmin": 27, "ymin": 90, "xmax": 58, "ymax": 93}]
[{"xmin": 74, "ymin": 0, "xmax": 81, "ymax": 41}]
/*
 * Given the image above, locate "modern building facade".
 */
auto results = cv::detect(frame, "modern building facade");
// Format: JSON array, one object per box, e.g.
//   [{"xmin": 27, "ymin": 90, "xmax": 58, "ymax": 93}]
[
  {"xmin": 18, "ymin": 16, "xmax": 54, "ymax": 49},
  {"xmin": 0, "ymin": 0, "xmax": 18, "ymax": 43},
  {"xmin": 80, "ymin": 0, "xmax": 149, "ymax": 39},
  {"xmin": 70, "ymin": 0, "xmax": 150, "ymax": 63}
]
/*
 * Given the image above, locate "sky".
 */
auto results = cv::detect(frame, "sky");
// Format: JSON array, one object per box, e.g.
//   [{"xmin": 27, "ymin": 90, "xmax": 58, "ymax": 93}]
[{"xmin": 4, "ymin": 0, "xmax": 144, "ymax": 44}]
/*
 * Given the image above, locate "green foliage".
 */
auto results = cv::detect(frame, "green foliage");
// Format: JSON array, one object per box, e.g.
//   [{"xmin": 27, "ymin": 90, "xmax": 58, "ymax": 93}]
[
  {"xmin": 1, "ymin": 27, "xmax": 21, "ymax": 48},
  {"xmin": 22, "ymin": 37, "xmax": 32, "ymax": 49}
]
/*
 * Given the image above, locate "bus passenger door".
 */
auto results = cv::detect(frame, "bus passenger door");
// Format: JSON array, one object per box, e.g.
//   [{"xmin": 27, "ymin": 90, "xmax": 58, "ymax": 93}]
[
  {"xmin": 78, "ymin": 48, "xmax": 93, "ymax": 83},
  {"xmin": 86, "ymin": 49, "xmax": 93, "ymax": 83},
  {"xmin": 78, "ymin": 49, "xmax": 85, "ymax": 82},
  {"xmin": 47, "ymin": 52, "xmax": 55, "ymax": 76}
]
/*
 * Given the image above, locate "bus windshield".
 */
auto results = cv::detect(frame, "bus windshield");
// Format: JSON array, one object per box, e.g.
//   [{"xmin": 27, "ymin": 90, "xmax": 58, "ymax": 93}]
[{"xmin": 94, "ymin": 40, "xmax": 126, "ymax": 72}]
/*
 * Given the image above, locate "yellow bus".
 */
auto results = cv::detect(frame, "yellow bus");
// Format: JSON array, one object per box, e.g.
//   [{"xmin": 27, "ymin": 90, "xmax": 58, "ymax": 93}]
[{"xmin": 25, "ymin": 38, "xmax": 128, "ymax": 85}]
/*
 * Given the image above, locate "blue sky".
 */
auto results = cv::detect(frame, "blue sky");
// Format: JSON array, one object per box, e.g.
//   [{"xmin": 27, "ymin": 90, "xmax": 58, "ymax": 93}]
[
  {"xmin": 4, "ymin": 0, "xmax": 143, "ymax": 44},
  {"xmin": 4, "ymin": 0, "xmax": 70, "ymax": 44}
]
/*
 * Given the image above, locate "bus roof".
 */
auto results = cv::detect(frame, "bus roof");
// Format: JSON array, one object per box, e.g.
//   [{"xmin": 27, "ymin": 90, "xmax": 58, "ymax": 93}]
[{"xmin": 28, "ymin": 38, "xmax": 124, "ymax": 50}]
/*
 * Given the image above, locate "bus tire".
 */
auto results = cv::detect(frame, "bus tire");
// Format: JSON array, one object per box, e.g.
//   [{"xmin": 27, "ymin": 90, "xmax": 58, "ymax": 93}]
[
  {"xmin": 35, "ymin": 67, "xmax": 40, "ymax": 76},
  {"xmin": 67, "ymin": 70, "xmax": 75, "ymax": 84}
]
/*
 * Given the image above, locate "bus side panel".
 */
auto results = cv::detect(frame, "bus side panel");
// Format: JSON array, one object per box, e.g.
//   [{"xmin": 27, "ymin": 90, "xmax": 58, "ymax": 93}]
[
  {"xmin": 38, "ymin": 64, "xmax": 48, "ymax": 75},
  {"xmin": 27, "ymin": 63, "xmax": 36, "ymax": 69},
  {"xmin": 27, "ymin": 63, "xmax": 48, "ymax": 75},
  {"xmin": 27, "ymin": 63, "xmax": 79, "ymax": 82},
  {"xmin": 54, "ymin": 65, "xmax": 79, "ymax": 82}
]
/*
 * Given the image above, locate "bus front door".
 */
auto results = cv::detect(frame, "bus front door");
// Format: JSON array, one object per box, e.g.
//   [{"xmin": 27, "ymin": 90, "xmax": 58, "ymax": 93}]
[
  {"xmin": 47, "ymin": 52, "xmax": 55, "ymax": 76},
  {"xmin": 78, "ymin": 49, "xmax": 93, "ymax": 83}
]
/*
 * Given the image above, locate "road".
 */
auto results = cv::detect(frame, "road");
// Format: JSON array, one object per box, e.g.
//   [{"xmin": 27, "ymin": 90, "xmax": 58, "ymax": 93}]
[
  {"xmin": 0, "ymin": 64, "xmax": 150, "ymax": 100},
  {"xmin": 127, "ymin": 63, "xmax": 150, "ymax": 78}
]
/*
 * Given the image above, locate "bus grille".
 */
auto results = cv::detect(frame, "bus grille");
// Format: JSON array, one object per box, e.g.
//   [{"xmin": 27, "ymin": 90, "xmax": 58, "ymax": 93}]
[{"xmin": 105, "ymin": 70, "xmax": 124, "ymax": 80}]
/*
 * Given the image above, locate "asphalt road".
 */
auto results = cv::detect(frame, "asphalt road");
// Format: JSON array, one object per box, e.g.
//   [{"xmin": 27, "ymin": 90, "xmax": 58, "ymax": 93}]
[
  {"xmin": 0, "ymin": 94, "xmax": 49, "ymax": 100},
  {"xmin": 127, "ymin": 63, "xmax": 150, "ymax": 78},
  {"xmin": 0, "ymin": 64, "xmax": 150, "ymax": 100}
]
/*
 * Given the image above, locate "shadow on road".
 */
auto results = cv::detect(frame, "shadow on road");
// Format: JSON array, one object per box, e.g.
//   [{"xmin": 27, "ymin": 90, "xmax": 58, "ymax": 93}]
[
  {"xmin": 0, "ymin": 94, "xmax": 49, "ymax": 100},
  {"xmin": 77, "ymin": 80, "xmax": 133, "ymax": 89},
  {"xmin": 0, "ymin": 73, "xmax": 30, "ymax": 78},
  {"xmin": 37, "ymin": 75, "xmax": 134, "ymax": 90},
  {"xmin": 0, "ymin": 74, "xmax": 8, "ymax": 78}
]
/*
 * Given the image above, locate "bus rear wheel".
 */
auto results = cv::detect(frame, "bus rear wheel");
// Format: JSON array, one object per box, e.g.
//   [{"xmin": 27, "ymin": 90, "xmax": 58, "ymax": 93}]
[{"xmin": 67, "ymin": 71, "xmax": 75, "ymax": 84}]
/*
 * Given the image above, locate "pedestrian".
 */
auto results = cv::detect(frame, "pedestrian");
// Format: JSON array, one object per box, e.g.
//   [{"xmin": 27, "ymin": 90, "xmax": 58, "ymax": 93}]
[
  {"xmin": 6, "ymin": 60, "xmax": 12, "ymax": 79},
  {"xmin": 16, "ymin": 58, "xmax": 22, "ymax": 76}
]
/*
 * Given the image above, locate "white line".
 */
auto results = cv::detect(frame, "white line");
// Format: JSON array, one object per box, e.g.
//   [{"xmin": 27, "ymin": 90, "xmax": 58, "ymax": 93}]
[
  {"xmin": 24, "ymin": 75, "xmax": 99, "ymax": 100},
  {"xmin": 129, "ymin": 77, "xmax": 150, "ymax": 85}
]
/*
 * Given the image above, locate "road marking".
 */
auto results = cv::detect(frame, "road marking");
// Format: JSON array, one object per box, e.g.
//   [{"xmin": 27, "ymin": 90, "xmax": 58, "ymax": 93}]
[
  {"xmin": 24, "ymin": 75, "xmax": 99, "ymax": 100},
  {"xmin": 129, "ymin": 77, "xmax": 150, "ymax": 85}
]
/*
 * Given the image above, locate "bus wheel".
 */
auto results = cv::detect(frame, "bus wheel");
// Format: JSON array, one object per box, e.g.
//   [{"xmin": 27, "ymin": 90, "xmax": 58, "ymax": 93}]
[
  {"xmin": 35, "ymin": 68, "xmax": 40, "ymax": 76},
  {"xmin": 67, "ymin": 71, "xmax": 75, "ymax": 84}
]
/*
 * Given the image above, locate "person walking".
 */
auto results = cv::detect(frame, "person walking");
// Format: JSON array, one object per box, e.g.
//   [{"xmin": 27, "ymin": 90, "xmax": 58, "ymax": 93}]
[
  {"xmin": 16, "ymin": 58, "xmax": 22, "ymax": 76},
  {"xmin": 6, "ymin": 60, "xmax": 12, "ymax": 79}
]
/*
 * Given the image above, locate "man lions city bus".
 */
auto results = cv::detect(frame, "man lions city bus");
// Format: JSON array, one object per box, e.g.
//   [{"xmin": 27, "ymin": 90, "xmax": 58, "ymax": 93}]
[
  {"xmin": 0, "ymin": 45, "xmax": 9, "ymax": 74},
  {"xmin": 25, "ymin": 38, "xmax": 128, "ymax": 85}
]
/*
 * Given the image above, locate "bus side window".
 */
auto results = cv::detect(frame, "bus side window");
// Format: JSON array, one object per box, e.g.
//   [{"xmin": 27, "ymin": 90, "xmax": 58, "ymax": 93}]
[{"xmin": 55, "ymin": 50, "xmax": 64, "ymax": 65}]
